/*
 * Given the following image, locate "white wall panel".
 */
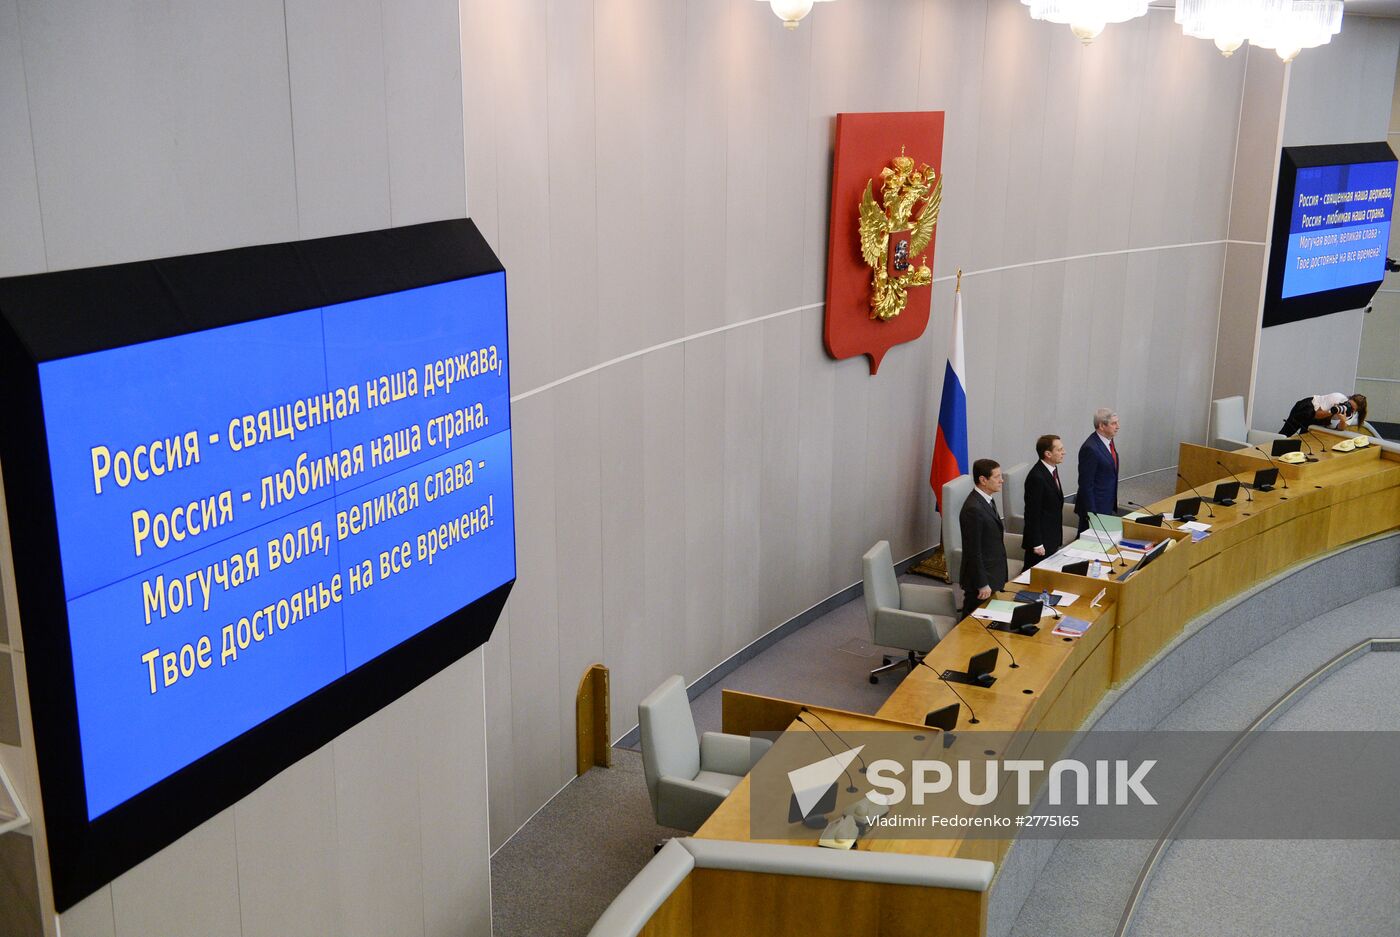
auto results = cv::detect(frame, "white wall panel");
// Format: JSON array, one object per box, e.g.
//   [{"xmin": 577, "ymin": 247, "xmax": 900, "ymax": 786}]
[
  {"xmin": 284, "ymin": 0, "xmax": 391, "ymax": 240},
  {"xmin": 0, "ymin": 0, "xmax": 45, "ymax": 277},
  {"xmin": 758, "ymin": 314, "xmax": 804, "ymax": 629},
  {"xmin": 382, "ymin": 0, "xmax": 467, "ymax": 224},
  {"xmin": 595, "ymin": 0, "xmax": 687, "ymax": 354},
  {"xmin": 18, "ymin": 0, "xmax": 298, "ymax": 271},
  {"xmin": 482, "ymin": 606, "xmax": 516, "ymax": 853},
  {"xmin": 459, "ymin": 0, "xmax": 501, "ymax": 245},
  {"xmin": 721, "ymin": 327, "xmax": 766, "ymax": 651},
  {"xmin": 332, "ymin": 699, "xmax": 425, "ymax": 937},
  {"xmin": 639, "ymin": 346, "xmax": 689, "ymax": 717},
  {"xmin": 1283, "ymin": 17, "xmax": 1400, "ymax": 147},
  {"xmin": 680, "ymin": 0, "xmax": 732, "ymax": 335},
  {"xmin": 504, "ymin": 392, "xmax": 564, "ymax": 823},
  {"xmin": 56, "ymin": 889, "xmax": 115, "ymax": 937},
  {"xmin": 598, "ymin": 358, "xmax": 647, "ymax": 743},
  {"xmin": 486, "ymin": 0, "xmax": 552, "ymax": 396},
  {"xmin": 553, "ymin": 372, "xmax": 605, "ymax": 760},
  {"xmin": 794, "ymin": 309, "xmax": 837, "ymax": 604},
  {"xmin": 110, "ymin": 811, "xmax": 241, "ymax": 937},
  {"xmin": 416, "ymin": 654, "xmax": 491, "ymax": 937},
  {"xmin": 234, "ymin": 748, "xmax": 340, "ymax": 937},
  {"xmin": 826, "ymin": 355, "xmax": 871, "ymax": 588},
  {"xmin": 545, "ymin": 0, "xmax": 601, "ymax": 380},
  {"xmin": 682, "ymin": 334, "xmax": 728, "ymax": 681}
]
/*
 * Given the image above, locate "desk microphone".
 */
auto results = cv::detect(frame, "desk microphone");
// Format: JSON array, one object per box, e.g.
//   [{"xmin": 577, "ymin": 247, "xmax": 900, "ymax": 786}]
[
  {"xmin": 916, "ymin": 658, "xmax": 980, "ymax": 725},
  {"xmin": 1214, "ymin": 460, "xmax": 1254, "ymax": 502},
  {"xmin": 793, "ymin": 714, "xmax": 860, "ymax": 794},
  {"xmin": 1085, "ymin": 510, "xmax": 1126, "ymax": 567},
  {"xmin": 1126, "ymin": 500, "xmax": 1179, "ymax": 529},
  {"xmin": 980, "ymin": 622, "xmax": 1020, "ymax": 668},
  {"xmin": 1299, "ymin": 433, "xmax": 1320, "ymax": 463},
  {"xmin": 800, "ymin": 707, "xmax": 869, "ymax": 775},
  {"xmin": 1175, "ymin": 473, "xmax": 1217, "ymax": 518},
  {"xmin": 1039, "ymin": 587, "xmax": 1063, "ymax": 619},
  {"xmin": 1252, "ymin": 446, "xmax": 1291, "ymax": 492}
]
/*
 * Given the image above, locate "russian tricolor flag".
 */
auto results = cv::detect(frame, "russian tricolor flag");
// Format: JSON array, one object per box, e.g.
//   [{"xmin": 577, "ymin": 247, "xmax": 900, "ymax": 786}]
[{"xmin": 930, "ymin": 286, "xmax": 967, "ymax": 512}]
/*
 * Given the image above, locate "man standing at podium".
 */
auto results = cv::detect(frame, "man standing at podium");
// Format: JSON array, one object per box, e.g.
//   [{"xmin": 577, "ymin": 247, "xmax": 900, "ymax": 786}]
[
  {"xmin": 959, "ymin": 459, "xmax": 1009, "ymax": 620},
  {"xmin": 1076, "ymin": 409, "xmax": 1120, "ymax": 532},
  {"xmin": 1023, "ymin": 434, "xmax": 1066, "ymax": 567}
]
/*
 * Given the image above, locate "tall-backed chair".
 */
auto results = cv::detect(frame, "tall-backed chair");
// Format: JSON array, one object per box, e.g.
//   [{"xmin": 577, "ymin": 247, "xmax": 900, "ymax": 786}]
[
  {"xmin": 638, "ymin": 675, "xmax": 766, "ymax": 833},
  {"xmin": 1000, "ymin": 462, "xmax": 1031, "ymax": 535},
  {"xmin": 939, "ymin": 474, "xmax": 974, "ymax": 588},
  {"xmin": 1210, "ymin": 395, "xmax": 1286, "ymax": 450},
  {"xmin": 862, "ymin": 541, "xmax": 957, "ymax": 683}
]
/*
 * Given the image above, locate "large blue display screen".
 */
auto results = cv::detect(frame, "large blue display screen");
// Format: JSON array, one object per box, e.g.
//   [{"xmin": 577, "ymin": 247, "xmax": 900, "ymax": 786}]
[
  {"xmin": 1282, "ymin": 160, "xmax": 1396, "ymax": 298},
  {"xmin": 37, "ymin": 274, "xmax": 515, "ymax": 820}
]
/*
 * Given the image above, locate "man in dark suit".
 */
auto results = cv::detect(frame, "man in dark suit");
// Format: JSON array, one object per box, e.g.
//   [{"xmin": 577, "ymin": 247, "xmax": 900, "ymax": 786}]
[
  {"xmin": 1023, "ymin": 434, "xmax": 1066, "ymax": 568},
  {"xmin": 959, "ymin": 458, "xmax": 1009, "ymax": 621},
  {"xmin": 1076, "ymin": 408, "xmax": 1121, "ymax": 532}
]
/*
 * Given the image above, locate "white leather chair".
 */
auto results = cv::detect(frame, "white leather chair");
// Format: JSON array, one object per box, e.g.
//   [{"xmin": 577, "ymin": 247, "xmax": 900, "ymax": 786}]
[
  {"xmin": 638, "ymin": 675, "xmax": 768, "ymax": 833},
  {"xmin": 939, "ymin": 474, "xmax": 974, "ymax": 588},
  {"xmin": 1000, "ymin": 461, "xmax": 1031, "ymax": 535},
  {"xmin": 1209, "ymin": 396, "xmax": 1285, "ymax": 450},
  {"xmin": 862, "ymin": 540, "xmax": 957, "ymax": 683}
]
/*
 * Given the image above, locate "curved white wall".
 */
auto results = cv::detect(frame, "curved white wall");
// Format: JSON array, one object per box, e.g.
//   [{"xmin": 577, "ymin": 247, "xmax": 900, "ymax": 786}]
[{"xmin": 462, "ymin": 0, "xmax": 1254, "ymax": 849}]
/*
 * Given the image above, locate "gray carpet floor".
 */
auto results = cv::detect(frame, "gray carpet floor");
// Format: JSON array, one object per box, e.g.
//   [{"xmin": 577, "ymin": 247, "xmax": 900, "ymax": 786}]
[
  {"xmin": 1008, "ymin": 586, "xmax": 1400, "ymax": 937},
  {"xmin": 1130, "ymin": 651, "xmax": 1400, "ymax": 937},
  {"xmin": 490, "ymin": 466, "xmax": 1180, "ymax": 936}
]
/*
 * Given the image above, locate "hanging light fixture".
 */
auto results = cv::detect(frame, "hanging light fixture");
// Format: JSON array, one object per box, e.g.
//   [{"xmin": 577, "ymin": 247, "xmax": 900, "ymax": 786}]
[
  {"xmin": 759, "ymin": 0, "xmax": 836, "ymax": 30},
  {"xmin": 1248, "ymin": 0, "xmax": 1342, "ymax": 62},
  {"xmin": 1175, "ymin": 0, "xmax": 1288, "ymax": 57},
  {"xmin": 1021, "ymin": 0, "xmax": 1150, "ymax": 44}
]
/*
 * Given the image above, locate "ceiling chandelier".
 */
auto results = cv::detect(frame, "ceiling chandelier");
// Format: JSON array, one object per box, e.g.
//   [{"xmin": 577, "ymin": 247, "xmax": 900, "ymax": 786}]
[
  {"xmin": 1246, "ymin": 0, "xmax": 1343, "ymax": 62},
  {"xmin": 1021, "ymin": 0, "xmax": 1150, "ymax": 44},
  {"xmin": 1022, "ymin": 0, "xmax": 1343, "ymax": 60}
]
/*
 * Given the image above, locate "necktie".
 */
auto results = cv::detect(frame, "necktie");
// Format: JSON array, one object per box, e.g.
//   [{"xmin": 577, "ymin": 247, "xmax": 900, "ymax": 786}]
[
  {"xmin": 1053, "ymin": 468, "xmax": 1061, "ymax": 492},
  {"xmin": 1110, "ymin": 440, "xmax": 1118, "ymax": 469}
]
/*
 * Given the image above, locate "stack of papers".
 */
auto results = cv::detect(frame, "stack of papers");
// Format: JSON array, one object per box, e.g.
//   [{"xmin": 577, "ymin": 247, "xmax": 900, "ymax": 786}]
[{"xmin": 972, "ymin": 600, "xmax": 1019, "ymax": 623}]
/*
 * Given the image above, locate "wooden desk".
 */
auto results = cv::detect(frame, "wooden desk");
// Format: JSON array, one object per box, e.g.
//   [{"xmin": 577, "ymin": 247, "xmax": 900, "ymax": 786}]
[{"xmin": 679, "ymin": 443, "xmax": 1400, "ymax": 937}]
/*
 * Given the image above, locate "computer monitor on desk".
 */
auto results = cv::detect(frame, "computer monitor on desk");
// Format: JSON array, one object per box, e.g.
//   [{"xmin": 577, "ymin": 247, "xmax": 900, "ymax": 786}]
[
  {"xmin": 941, "ymin": 648, "xmax": 998, "ymax": 688},
  {"xmin": 1172, "ymin": 496, "xmax": 1201, "ymax": 522},
  {"xmin": 1211, "ymin": 481, "xmax": 1240, "ymax": 506},
  {"xmin": 1251, "ymin": 468, "xmax": 1278, "ymax": 491},
  {"xmin": 1272, "ymin": 438, "xmax": 1302, "ymax": 456}
]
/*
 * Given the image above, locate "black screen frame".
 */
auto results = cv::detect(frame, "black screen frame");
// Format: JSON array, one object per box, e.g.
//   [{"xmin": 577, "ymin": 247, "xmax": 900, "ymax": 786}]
[
  {"xmin": 1262, "ymin": 141, "xmax": 1397, "ymax": 328},
  {"xmin": 0, "ymin": 219, "xmax": 514, "ymax": 912}
]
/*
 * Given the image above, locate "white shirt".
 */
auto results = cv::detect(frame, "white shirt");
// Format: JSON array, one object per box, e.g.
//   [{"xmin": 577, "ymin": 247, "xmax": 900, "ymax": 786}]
[
  {"xmin": 1096, "ymin": 431, "xmax": 1116, "ymax": 456},
  {"xmin": 1040, "ymin": 459, "xmax": 1060, "ymax": 479},
  {"xmin": 1312, "ymin": 393, "xmax": 1349, "ymax": 427},
  {"xmin": 976, "ymin": 487, "xmax": 998, "ymax": 510}
]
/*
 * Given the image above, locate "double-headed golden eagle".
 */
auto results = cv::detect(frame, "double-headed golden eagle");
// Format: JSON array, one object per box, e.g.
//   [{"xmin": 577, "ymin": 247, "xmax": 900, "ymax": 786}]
[{"xmin": 858, "ymin": 154, "xmax": 942, "ymax": 321}]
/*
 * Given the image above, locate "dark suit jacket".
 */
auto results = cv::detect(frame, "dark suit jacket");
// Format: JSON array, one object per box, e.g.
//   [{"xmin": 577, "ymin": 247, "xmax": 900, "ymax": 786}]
[
  {"xmin": 1022, "ymin": 461, "xmax": 1065, "ymax": 566},
  {"xmin": 959, "ymin": 490, "xmax": 1008, "ymax": 608},
  {"xmin": 1076, "ymin": 434, "xmax": 1119, "ymax": 529}
]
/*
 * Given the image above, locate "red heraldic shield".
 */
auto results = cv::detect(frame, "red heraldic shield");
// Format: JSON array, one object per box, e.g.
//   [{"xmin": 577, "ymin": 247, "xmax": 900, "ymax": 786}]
[{"xmin": 823, "ymin": 112, "xmax": 945, "ymax": 374}]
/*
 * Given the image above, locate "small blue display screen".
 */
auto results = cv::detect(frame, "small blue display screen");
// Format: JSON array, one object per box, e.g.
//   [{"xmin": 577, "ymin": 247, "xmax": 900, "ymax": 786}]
[
  {"xmin": 1281, "ymin": 160, "xmax": 1396, "ymax": 298},
  {"xmin": 37, "ymin": 274, "xmax": 515, "ymax": 819}
]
